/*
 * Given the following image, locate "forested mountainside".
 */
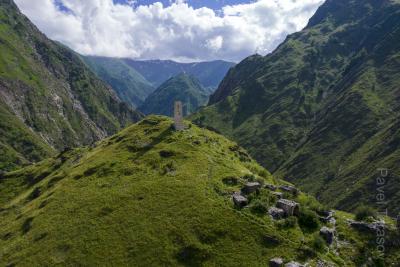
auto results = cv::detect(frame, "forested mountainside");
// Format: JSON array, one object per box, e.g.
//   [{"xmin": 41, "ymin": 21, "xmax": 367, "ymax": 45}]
[
  {"xmin": 140, "ymin": 73, "xmax": 209, "ymax": 116},
  {"xmin": 0, "ymin": 0, "xmax": 142, "ymax": 171},
  {"xmin": 191, "ymin": 0, "xmax": 400, "ymax": 215},
  {"xmin": 82, "ymin": 56, "xmax": 155, "ymax": 108},
  {"xmin": 1, "ymin": 116, "xmax": 399, "ymax": 266}
]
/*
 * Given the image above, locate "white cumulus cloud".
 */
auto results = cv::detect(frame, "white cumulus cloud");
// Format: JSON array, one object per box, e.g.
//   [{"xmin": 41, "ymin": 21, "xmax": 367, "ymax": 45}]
[{"xmin": 14, "ymin": 0, "xmax": 324, "ymax": 62}]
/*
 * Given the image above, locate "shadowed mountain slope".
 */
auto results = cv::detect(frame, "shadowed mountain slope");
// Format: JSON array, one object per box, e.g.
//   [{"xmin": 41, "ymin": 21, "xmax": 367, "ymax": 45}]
[
  {"xmin": 191, "ymin": 0, "xmax": 400, "ymax": 215},
  {"xmin": 140, "ymin": 73, "xmax": 209, "ymax": 116},
  {"xmin": 0, "ymin": 0, "xmax": 142, "ymax": 171}
]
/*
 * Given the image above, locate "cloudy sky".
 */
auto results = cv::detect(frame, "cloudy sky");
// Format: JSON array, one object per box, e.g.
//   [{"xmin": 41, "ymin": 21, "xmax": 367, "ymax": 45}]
[{"xmin": 14, "ymin": 0, "xmax": 324, "ymax": 62}]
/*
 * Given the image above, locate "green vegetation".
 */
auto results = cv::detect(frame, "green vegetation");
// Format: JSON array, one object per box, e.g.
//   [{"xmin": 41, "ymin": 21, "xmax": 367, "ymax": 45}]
[
  {"xmin": 0, "ymin": 1, "xmax": 142, "ymax": 171},
  {"xmin": 82, "ymin": 56, "xmax": 155, "ymax": 108},
  {"xmin": 140, "ymin": 73, "xmax": 209, "ymax": 116},
  {"xmin": 355, "ymin": 205, "xmax": 377, "ymax": 221},
  {"xmin": 191, "ymin": 0, "xmax": 400, "ymax": 215},
  {"xmin": 0, "ymin": 116, "xmax": 398, "ymax": 266}
]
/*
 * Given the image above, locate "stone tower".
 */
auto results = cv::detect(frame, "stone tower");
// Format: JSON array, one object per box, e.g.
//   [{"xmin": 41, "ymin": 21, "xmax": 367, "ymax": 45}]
[{"xmin": 174, "ymin": 101, "xmax": 184, "ymax": 131}]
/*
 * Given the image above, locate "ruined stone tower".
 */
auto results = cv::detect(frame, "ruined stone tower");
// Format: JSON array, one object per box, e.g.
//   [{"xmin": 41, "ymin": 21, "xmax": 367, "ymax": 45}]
[{"xmin": 174, "ymin": 101, "xmax": 184, "ymax": 131}]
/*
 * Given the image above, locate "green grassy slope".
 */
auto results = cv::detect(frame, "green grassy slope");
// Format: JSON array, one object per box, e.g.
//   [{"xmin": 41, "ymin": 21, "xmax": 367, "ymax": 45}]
[
  {"xmin": 82, "ymin": 56, "xmax": 155, "ymax": 108},
  {"xmin": 191, "ymin": 0, "xmax": 400, "ymax": 215},
  {"xmin": 0, "ymin": 0, "xmax": 142, "ymax": 170},
  {"xmin": 140, "ymin": 73, "xmax": 209, "ymax": 116},
  {"xmin": 0, "ymin": 116, "xmax": 399, "ymax": 266}
]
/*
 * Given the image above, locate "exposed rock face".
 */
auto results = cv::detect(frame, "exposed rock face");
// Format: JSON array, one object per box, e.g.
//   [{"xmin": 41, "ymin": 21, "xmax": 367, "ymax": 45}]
[
  {"xmin": 241, "ymin": 182, "xmax": 262, "ymax": 195},
  {"xmin": 320, "ymin": 227, "xmax": 335, "ymax": 245},
  {"xmin": 279, "ymin": 185, "xmax": 299, "ymax": 195},
  {"xmin": 232, "ymin": 192, "xmax": 248, "ymax": 208},
  {"xmin": 273, "ymin": 192, "xmax": 283, "ymax": 199},
  {"xmin": 285, "ymin": 262, "xmax": 303, "ymax": 267},
  {"xmin": 277, "ymin": 199, "xmax": 300, "ymax": 217},
  {"xmin": 269, "ymin": 257, "xmax": 283, "ymax": 267},
  {"xmin": 318, "ymin": 210, "xmax": 335, "ymax": 224},
  {"xmin": 265, "ymin": 184, "xmax": 277, "ymax": 191},
  {"xmin": 349, "ymin": 220, "xmax": 387, "ymax": 233},
  {"xmin": 269, "ymin": 207, "xmax": 285, "ymax": 220}
]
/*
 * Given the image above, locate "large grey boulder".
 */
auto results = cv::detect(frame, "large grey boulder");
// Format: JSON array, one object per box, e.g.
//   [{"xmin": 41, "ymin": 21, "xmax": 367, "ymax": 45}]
[
  {"xmin": 277, "ymin": 199, "xmax": 300, "ymax": 216},
  {"xmin": 232, "ymin": 192, "xmax": 248, "ymax": 208},
  {"xmin": 269, "ymin": 207, "xmax": 285, "ymax": 220},
  {"xmin": 320, "ymin": 227, "xmax": 335, "ymax": 245},
  {"xmin": 269, "ymin": 257, "xmax": 283, "ymax": 267},
  {"xmin": 241, "ymin": 182, "xmax": 262, "ymax": 194}
]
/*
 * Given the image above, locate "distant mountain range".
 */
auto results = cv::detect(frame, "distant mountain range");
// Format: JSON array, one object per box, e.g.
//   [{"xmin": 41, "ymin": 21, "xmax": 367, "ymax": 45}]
[
  {"xmin": 0, "ymin": 0, "xmax": 142, "ymax": 171},
  {"xmin": 124, "ymin": 59, "xmax": 235, "ymax": 88},
  {"xmin": 82, "ymin": 56, "xmax": 156, "ymax": 108},
  {"xmin": 83, "ymin": 56, "xmax": 235, "ymax": 108},
  {"xmin": 139, "ymin": 73, "xmax": 210, "ymax": 116},
  {"xmin": 191, "ymin": 0, "xmax": 400, "ymax": 216}
]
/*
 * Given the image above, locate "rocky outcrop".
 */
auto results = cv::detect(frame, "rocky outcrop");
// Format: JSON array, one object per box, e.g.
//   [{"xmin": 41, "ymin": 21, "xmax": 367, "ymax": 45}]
[
  {"xmin": 269, "ymin": 258, "xmax": 283, "ymax": 267},
  {"xmin": 320, "ymin": 227, "xmax": 335, "ymax": 245},
  {"xmin": 269, "ymin": 207, "xmax": 285, "ymax": 220},
  {"xmin": 241, "ymin": 182, "xmax": 262, "ymax": 195},
  {"xmin": 232, "ymin": 192, "xmax": 248, "ymax": 208},
  {"xmin": 276, "ymin": 199, "xmax": 300, "ymax": 217}
]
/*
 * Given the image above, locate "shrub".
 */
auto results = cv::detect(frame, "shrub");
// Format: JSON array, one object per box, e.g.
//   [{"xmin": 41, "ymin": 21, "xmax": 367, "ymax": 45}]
[
  {"xmin": 298, "ymin": 208, "xmax": 320, "ymax": 232},
  {"xmin": 250, "ymin": 199, "xmax": 268, "ymax": 215},
  {"xmin": 283, "ymin": 217, "xmax": 298, "ymax": 228},
  {"xmin": 355, "ymin": 205, "xmax": 377, "ymax": 221},
  {"xmin": 311, "ymin": 235, "xmax": 326, "ymax": 252}
]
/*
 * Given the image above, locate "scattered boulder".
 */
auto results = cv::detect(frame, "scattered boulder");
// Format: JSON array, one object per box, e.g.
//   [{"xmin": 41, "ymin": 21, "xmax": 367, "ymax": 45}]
[
  {"xmin": 276, "ymin": 199, "xmax": 300, "ymax": 217},
  {"xmin": 273, "ymin": 192, "xmax": 283, "ymax": 199},
  {"xmin": 241, "ymin": 182, "xmax": 262, "ymax": 195},
  {"xmin": 349, "ymin": 220, "xmax": 387, "ymax": 233},
  {"xmin": 317, "ymin": 210, "xmax": 335, "ymax": 224},
  {"xmin": 285, "ymin": 261, "xmax": 303, "ymax": 267},
  {"xmin": 317, "ymin": 260, "xmax": 335, "ymax": 267},
  {"xmin": 279, "ymin": 185, "xmax": 299, "ymax": 195},
  {"xmin": 320, "ymin": 227, "xmax": 335, "ymax": 245},
  {"xmin": 269, "ymin": 207, "xmax": 285, "ymax": 220},
  {"xmin": 232, "ymin": 192, "xmax": 248, "ymax": 208},
  {"xmin": 265, "ymin": 184, "xmax": 277, "ymax": 191},
  {"xmin": 269, "ymin": 257, "xmax": 283, "ymax": 267}
]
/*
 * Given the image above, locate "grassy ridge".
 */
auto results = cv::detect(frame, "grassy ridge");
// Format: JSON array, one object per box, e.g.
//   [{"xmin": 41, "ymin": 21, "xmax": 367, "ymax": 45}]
[{"xmin": 0, "ymin": 116, "xmax": 398, "ymax": 266}]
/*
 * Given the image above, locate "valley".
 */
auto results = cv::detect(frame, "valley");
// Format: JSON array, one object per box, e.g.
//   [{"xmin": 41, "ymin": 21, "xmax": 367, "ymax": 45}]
[{"xmin": 1, "ymin": 0, "xmax": 400, "ymax": 265}]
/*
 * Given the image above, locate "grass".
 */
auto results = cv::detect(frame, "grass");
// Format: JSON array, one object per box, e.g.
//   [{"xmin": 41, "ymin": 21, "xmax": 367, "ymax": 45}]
[{"xmin": 0, "ymin": 116, "xmax": 398, "ymax": 266}]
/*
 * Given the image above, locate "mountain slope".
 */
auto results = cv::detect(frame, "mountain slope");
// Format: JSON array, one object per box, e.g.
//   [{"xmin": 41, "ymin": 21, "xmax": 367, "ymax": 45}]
[
  {"xmin": 82, "ymin": 56, "xmax": 155, "ymax": 108},
  {"xmin": 191, "ymin": 0, "xmax": 400, "ymax": 215},
  {"xmin": 140, "ymin": 73, "xmax": 209, "ymax": 116},
  {"xmin": 1, "ymin": 116, "xmax": 398, "ymax": 266},
  {"xmin": 124, "ymin": 59, "xmax": 235, "ymax": 89},
  {"xmin": 0, "ymin": 0, "xmax": 142, "ymax": 171}
]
